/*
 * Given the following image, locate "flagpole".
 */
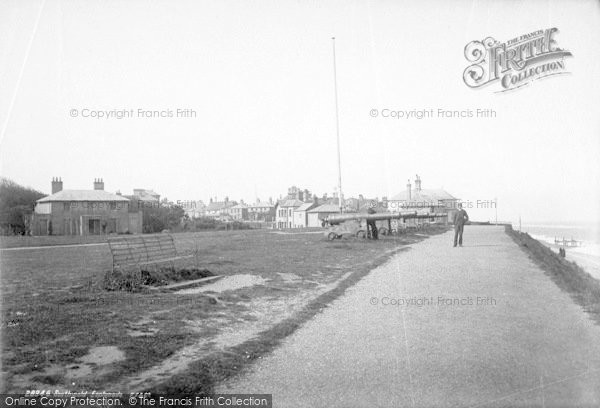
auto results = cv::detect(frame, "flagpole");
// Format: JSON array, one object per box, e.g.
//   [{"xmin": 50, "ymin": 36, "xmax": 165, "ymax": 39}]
[{"xmin": 332, "ymin": 37, "xmax": 343, "ymax": 213}]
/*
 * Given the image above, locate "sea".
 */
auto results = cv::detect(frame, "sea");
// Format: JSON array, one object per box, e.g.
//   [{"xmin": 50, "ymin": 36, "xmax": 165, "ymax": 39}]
[{"xmin": 514, "ymin": 221, "xmax": 600, "ymax": 281}]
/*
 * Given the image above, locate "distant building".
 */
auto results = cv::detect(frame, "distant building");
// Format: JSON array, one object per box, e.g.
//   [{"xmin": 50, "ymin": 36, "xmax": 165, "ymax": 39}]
[
  {"xmin": 307, "ymin": 204, "xmax": 341, "ymax": 227},
  {"xmin": 343, "ymin": 197, "xmax": 361, "ymax": 212},
  {"xmin": 132, "ymin": 188, "xmax": 160, "ymax": 202},
  {"xmin": 284, "ymin": 186, "xmax": 312, "ymax": 202},
  {"xmin": 179, "ymin": 200, "xmax": 206, "ymax": 219},
  {"xmin": 123, "ymin": 188, "xmax": 161, "ymax": 211},
  {"xmin": 293, "ymin": 201, "xmax": 318, "ymax": 228},
  {"xmin": 276, "ymin": 199, "xmax": 303, "ymax": 229},
  {"xmin": 389, "ymin": 174, "xmax": 458, "ymax": 225},
  {"xmin": 248, "ymin": 199, "xmax": 276, "ymax": 222},
  {"xmin": 31, "ymin": 178, "xmax": 142, "ymax": 235},
  {"xmin": 205, "ymin": 197, "xmax": 236, "ymax": 220},
  {"xmin": 229, "ymin": 202, "xmax": 249, "ymax": 221},
  {"xmin": 132, "ymin": 189, "xmax": 160, "ymax": 206}
]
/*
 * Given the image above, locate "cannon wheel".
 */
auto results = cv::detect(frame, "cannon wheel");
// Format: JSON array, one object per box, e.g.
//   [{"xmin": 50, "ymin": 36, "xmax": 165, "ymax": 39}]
[
  {"xmin": 327, "ymin": 232, "xmax": 339, "ymax": 241},
  {"xmin": 356, "ymin": 230, "xmax": 366, "ymax": 239}
]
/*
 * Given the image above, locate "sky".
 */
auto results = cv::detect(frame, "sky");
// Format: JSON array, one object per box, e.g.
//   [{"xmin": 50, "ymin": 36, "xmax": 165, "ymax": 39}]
[{"xmin": 1, "ymin": 0, "xmax": 599, "ymax": 224}]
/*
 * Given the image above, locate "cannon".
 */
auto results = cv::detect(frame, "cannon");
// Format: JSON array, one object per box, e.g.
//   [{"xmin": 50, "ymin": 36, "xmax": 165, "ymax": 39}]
[{"xmin": 323, "ymin": 211, "xmax": 446, "ymax": 240}]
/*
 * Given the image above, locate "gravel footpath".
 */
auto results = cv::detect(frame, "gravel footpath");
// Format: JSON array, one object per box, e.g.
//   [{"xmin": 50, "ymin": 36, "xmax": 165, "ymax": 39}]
[{"xmin": 218, "ymin": 226, "xmax": 600, "ymax": 407}]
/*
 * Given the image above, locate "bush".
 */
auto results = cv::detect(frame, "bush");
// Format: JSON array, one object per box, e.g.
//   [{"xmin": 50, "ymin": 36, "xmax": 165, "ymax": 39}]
[
  {"xmin": 103, "ymin": 269, "xmax": 144, "ymax": 292},
  {"xmin": 103, "ymin": 267, "xmax": 213, "ymax": 292}
]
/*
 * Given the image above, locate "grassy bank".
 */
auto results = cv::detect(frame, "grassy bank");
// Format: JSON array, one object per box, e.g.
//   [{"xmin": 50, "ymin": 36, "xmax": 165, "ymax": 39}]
[
  {"xmin": 1, "ymin": 227, "xmax": 447, "ymax": 392},
  {"xmin": 505, "ymin": 225, "xmax": 600, "ymax": 325}
]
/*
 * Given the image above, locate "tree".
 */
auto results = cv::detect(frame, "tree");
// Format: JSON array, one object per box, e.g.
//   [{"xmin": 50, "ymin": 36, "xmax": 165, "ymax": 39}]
[
  {"xmin": 0, "ymin": 178, "xmax": 45, "ymax": 235},
  {"xmin": 142, "ymin": 204, "xmax": 185, "ymax": 233}
]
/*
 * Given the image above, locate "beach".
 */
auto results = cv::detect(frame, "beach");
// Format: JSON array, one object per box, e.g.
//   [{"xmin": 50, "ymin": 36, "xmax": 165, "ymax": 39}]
[{"xmin": 519, "ymin": 222, "xmax": 600, "ymax": 281}]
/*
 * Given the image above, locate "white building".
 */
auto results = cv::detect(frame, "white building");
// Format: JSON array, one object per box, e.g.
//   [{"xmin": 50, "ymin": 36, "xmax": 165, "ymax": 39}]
[
  {"xmin": 307, "ymin": 204, "xmax": 341, "ymax": 227},
  {"xmin": 276, "ymin": 199, "xmax": 303, "ymax": 229},
  {"xmin": 293, "ymin": 202, "xmax": 318, "ymax": 228}
]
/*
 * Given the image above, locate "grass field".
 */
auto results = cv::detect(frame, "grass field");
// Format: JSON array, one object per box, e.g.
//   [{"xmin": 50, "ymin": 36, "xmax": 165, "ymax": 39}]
[{"xmin": 1, "ymin": 227, "xmax": 447, "ymax": 393}]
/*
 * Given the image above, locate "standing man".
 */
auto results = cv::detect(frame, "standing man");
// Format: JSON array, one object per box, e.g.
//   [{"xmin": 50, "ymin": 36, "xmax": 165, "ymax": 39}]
[
  {"xmin": 453, "ymin": 203, "xmax": 469, "ymax": 247},
  {"xmin": 366, "ymin": 208, "xmax": 378, "ymax": 240}
]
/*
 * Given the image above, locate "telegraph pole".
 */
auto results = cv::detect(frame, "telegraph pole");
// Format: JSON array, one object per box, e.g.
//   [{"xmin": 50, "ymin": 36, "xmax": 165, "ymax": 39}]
[
  {"xmin": 332, "ymin": 37, "xmax": 344, "ymax": 213},
  {"xmin": 495, "ymin": 196, "xmax": 498, "ymax": 225}
]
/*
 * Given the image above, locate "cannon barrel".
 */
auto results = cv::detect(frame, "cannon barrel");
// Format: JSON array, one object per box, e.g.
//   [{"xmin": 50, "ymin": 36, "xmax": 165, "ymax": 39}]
[{"xmin": 325, "ymin": 211, "xmax": 446, "ymax": 225}]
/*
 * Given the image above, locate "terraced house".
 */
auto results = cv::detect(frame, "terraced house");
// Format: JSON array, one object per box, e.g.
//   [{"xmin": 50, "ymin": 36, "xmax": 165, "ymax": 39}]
[{"xmin": 30, "ymin": 178, "xmax": 142, "ymax": 235}]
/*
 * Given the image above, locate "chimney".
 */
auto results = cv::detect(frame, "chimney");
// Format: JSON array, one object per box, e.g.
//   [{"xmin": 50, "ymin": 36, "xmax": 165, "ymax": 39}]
[
  {"xmin": 415, "ymin": 174, "xmax": 422, "ymax": 191},
  {"xmin": 269, "ymin": 197, "xmax": 273, "ymax": 204},
  {"xmin": 93, "ymin": 178, "xmax": 104, "ymax": 190},
  {"xmin": 407, "ymin": 179, "xmax": 412, "ymax": 201},
  {"xmin": 116, "ymin": 190, "xmax": 121, "ymax": 196},
  {"xmin": 313, "ymin": 195, "xmax": 319, "ymax": 205},
  {"xmin": 225, "ymin": 196, "xmax": 229, "ymax": 203},
  {"xmin": 51, "ymin": 177, "xmax": 63, "ymax": 194}
]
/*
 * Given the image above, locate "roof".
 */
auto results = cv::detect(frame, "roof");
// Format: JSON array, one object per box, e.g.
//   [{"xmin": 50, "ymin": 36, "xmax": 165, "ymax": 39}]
[
  {"xmin": 231, "ymin": 203, "xmax": 248, "ymax": 209},
  {"xmin": 390, "ymin": 188, "xmax": 457, "ymax": 203},
  {"xmin": 249, "ymin": 201, "xmax": 275, "ymax": 208},
  {"xmin": 279, "ymin": 199, "xmax": 304, "ymax": 208},
  {"xmin": 358, "ymin": 202, "xmax": 388, "ymax": 212},
  {"xmin": 132, "ymin": 189, "xmax": 160, "ymax": 201},
  {"xmin": 295, "ymin": 202, "xmax": 317, "ymax": 212},
  {"xmin": 37, "ymin": 190, "xmax": 130, "ymax": 202},
  {"xmin": 308, "ymin": 204, "xmax": 341, "ymax": 213},
  {"xmin": 206, "ymin": 201, "xmax": 235, "ymax": 211}
]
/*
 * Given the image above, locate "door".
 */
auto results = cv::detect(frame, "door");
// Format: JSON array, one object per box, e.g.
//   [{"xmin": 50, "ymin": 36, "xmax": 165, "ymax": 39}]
[{"xmin": 88, "ymin": 219, "xmax": 101, "ymax": 235}]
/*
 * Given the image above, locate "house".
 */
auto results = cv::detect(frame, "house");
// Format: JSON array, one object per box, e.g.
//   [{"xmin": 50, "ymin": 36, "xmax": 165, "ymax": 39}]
[
  {"xmin": 175, "ymin": 200, "xmax": 206, "ymax": 218},
  {"xmin": 248, "ymin": 200, "xmax": 276, "ymax": 222},
  {"xmin": 389, "ymin": 175, "xmax": 458, "ymax": 225},
  {"xmin": 205, "ymin": 197, "xmax": 236, "ymax": 220},
  {"xmin": 31, "ymin": 178, "xmax": 142, "ymax": 235},
  {"xmin": 343, "ymin": 197, "xmax": 361, "ymax": 212},
  {"xmin": 179, "ymin": 200, "xmax": 206, "ymax": 219},
  {"xmin": 128, "ymin": 188, "xmax": 160, "ymax": 210},
  {"xmin": 229, "ymin": 202, "xmax": 249, "ymax": 221},
  {"xmin": 293, "ymin": 201, "xmax": 318, "ymax": 228},
  {"xmin": 285, "ymin": 186, "xmax": 312, "ymax": 202},
  {"xmin": 133, "ymin": 189, "xmax": 160, "ymax": 201},
  {"xmin": 276, "ymin": 199, "xmax": 303, "ymax": 229},
  {"xmin": 307, "ymin": 204, "xmax": 341, "ymax": 227}
]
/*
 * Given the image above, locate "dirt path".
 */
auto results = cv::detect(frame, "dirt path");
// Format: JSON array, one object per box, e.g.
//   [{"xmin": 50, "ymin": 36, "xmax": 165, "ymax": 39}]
[{"xmin": 218, "ymin": 226, "xmax": 600, "ymax": 407}]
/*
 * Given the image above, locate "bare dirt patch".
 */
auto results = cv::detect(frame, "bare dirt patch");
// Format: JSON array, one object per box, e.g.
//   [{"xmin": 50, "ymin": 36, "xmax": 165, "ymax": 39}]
[{"xmin": 175, "ymin": 274, "xmax": 266, "ymax": 295}]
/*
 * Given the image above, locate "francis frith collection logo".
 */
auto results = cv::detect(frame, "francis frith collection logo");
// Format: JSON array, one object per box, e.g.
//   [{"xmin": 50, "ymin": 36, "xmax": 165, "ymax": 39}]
[{"xmin": 463, "ymin": 28, "xmax": 572, "ymax": 92}]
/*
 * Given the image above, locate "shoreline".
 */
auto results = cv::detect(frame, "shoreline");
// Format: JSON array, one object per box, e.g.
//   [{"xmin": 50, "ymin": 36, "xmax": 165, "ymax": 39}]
[{"xmin": 527, "ymin": 234, "xmax": 600, "ymax": 281}]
